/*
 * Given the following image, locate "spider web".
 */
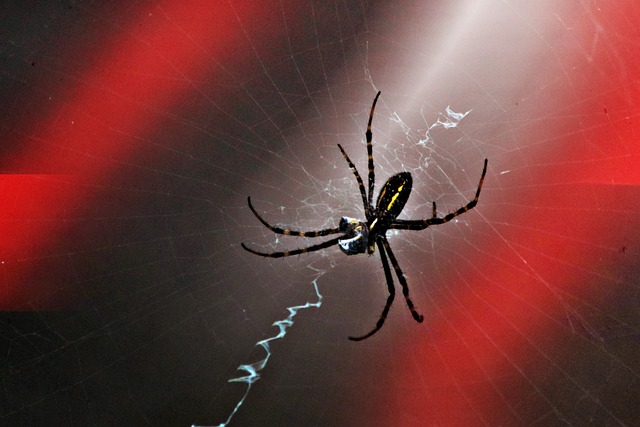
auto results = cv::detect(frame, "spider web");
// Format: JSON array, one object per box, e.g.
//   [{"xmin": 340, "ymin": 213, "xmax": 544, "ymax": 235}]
[{"xmin": 1, "ymin": 0, "xmax": 640, "ymax": 426}]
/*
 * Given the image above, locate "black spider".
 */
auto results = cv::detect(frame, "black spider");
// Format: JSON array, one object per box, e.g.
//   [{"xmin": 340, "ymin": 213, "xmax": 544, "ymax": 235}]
[{"xmin": 242, "ymin": 91, "xmax": 488, "ymax": 341}]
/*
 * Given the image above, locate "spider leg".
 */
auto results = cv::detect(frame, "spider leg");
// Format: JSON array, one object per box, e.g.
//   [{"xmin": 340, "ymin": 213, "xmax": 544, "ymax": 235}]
[
  {"xmin": 241, "ymin": 236, "xmax": 342, "ymax": 258},
  {"xmin": 337, "ymin": 144, "xmax": 371, "ymax": 220},
  {"xmin": 366, "ymin": 91, "xmax": 381, "ymax": 209},
  {"xmin": 247, "ymin": 197, "xmax": 341, "ymax": 237},
  {"xmin": 381, "ymin": 237, "xmax": 424, "ymax": 323},
  {"xmin": 390, "ymin": 158, "xmax": 488, "ymax": 230},
  {"xmin": 348, "ymin": 239, "xmax": 395, "ymax": 341}
]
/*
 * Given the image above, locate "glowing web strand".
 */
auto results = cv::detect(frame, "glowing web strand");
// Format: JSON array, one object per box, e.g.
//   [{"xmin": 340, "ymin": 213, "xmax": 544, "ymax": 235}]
[
  {"xmin": 392, "ymin": 106, "xmax": 471, "ymax": 147},
  {"xmin": 194, "ymin": 276, "xmax": 323, "ymax": 427}
]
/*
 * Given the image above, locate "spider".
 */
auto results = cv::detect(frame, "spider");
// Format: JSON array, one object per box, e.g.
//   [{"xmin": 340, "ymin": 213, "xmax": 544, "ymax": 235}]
[{"xmin": 242, "ymin": 91, "xmax": 488, "ymax": 341}]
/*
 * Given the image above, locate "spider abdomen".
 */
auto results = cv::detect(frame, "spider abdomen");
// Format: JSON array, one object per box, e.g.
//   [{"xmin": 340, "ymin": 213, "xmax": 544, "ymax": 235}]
[{"xmin": 375, "ymin": 172, "xmax": 412, "ymax": 224}]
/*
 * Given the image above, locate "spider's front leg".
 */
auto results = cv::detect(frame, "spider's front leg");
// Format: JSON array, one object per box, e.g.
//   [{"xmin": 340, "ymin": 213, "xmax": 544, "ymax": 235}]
[
  {"xmin": 247, "ymin": 197, "xmax": 341, "ymax": 237},
  {"xmin": 348, "ymin": 237, "xmax": 423, "ymax": 341},
  {"xmin": 381, "ymin": 238, "xmax": 423, "ymax": 323},
  {"xmin": 348, "ymin": 239, "xmax": 395, "ymax": 341}
]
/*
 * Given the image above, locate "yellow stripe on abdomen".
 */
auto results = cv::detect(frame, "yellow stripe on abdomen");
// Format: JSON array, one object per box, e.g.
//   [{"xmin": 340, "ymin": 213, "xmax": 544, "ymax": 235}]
[{"xmin": 386, "ymin": 184, "xmax": 404, "ymax": 211}]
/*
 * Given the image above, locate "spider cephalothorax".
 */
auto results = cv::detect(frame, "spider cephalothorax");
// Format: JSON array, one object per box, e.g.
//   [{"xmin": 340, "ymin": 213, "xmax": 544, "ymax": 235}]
[{"xmin": 242, "ymin": 91, "xmax": 488, "ymax": 341}]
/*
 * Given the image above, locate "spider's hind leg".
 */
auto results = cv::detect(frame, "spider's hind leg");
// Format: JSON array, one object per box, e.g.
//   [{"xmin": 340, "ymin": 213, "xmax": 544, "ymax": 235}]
[{"xmin": 365, "ymin": 91, "xmax": 381, "ymax": 209}]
